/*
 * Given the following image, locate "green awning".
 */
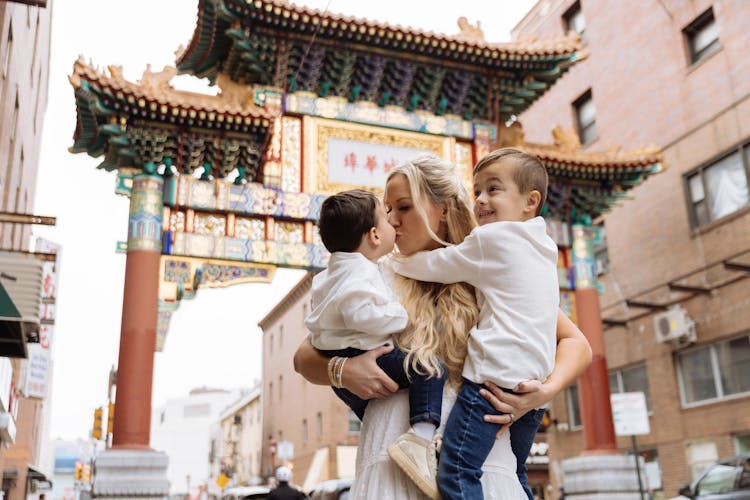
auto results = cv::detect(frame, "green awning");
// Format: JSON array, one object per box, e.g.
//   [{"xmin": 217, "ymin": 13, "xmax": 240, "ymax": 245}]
[{"xmin": 0, "ymin": 282, "xmax": 27, "ymax": 358}]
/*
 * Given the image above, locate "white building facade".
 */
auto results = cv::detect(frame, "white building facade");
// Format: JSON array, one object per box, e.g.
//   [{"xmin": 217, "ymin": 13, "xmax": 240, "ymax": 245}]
[{"xmin": 151, "ymin": 388, "xmax": 241, "ymax": 495}]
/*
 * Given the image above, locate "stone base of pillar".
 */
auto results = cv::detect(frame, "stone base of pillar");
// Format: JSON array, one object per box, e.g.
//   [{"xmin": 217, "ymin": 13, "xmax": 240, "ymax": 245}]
[
  {"xmin": 92, "ymin": 449, "xmax": 170, "ymax": 499},
  {"xmin": 562, "ymin": 454, "xmax": 647, "ymax": 500}
]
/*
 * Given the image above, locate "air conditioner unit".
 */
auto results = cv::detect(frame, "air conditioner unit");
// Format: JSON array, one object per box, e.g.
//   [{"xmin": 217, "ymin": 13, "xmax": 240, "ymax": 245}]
[{"xmin": 653, "ymin": 306, "xmax": 696, "ymax": 346}]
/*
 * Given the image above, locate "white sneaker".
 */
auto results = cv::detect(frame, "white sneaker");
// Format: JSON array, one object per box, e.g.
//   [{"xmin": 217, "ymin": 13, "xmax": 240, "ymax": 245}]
[{"xmin": 387, "ymin": 430, "xmax": 442, "ymax": 499}]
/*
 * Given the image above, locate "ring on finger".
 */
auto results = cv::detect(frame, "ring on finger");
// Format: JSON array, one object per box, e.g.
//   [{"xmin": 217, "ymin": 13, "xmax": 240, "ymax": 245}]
[{"xmin": 508, "ymin": 413, "xmax": 515, "ymax": 423}]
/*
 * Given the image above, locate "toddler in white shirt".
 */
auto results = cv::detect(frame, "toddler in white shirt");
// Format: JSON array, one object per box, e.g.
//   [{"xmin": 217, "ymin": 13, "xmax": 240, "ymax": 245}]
[
  {"xmin": 304, "ymin": 189, "xmax": 446, "ymax": 463},
  {"xmin": 392, "ymin": 148, "xmax": 559, "ymax": 500}
]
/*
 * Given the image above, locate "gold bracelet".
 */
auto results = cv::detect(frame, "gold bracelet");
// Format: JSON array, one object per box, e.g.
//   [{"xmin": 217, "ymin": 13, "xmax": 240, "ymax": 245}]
[
  {"xmin": 335, "ymin": 357, "xmax": 348, "ymax": 388},
  {"xmin": 327, "ymin": 357, "xmax": 339, "ymax": 387}
]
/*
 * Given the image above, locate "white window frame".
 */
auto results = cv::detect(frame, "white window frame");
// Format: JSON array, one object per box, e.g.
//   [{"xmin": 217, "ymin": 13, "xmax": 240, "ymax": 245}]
[
  {"xmin": 573, "ymin": 89, "xmax": 597, "ymax": 146},
  {"xmin": 683, "ymin": 142, "xmax": 750, "ymax": 228},
  {"xmin": 609, "ymin": 362, "xmax": 653, "ymax": 415},
  {"xmin": 566, "ymin": 382, "xmax": 582, "ymax": 430},
  {"xmin": 684, "ymin": 8, "xmax": 720, "ymax": 66},
  {"xmin": 676, "ymin": 333, "xmax": 750, "ymax": 408}
]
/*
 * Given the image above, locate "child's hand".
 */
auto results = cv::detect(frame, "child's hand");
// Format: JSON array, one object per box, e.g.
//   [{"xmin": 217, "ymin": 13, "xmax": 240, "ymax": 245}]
[{"xmin": 341, "ymin": 345, "xmax": 399, "ymax": 399}]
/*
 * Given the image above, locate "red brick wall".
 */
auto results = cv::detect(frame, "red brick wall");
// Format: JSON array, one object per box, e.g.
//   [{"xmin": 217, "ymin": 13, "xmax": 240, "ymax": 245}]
[{"xmin": 515, "ymin": 0, "xmax": 750, "ymax": 496}]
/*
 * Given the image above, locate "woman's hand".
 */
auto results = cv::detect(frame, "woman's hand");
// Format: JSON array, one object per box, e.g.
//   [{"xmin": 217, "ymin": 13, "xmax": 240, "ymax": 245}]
[
  {"xmin": 480, "ymin": 380, "xmax": 552, "ymax": 437},
  {"xmin": 341, "ymin": 345, "xmax": 400, "ymax": 400}
]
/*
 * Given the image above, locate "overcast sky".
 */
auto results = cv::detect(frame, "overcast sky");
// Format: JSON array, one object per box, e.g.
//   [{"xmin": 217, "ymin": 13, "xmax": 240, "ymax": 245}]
[{"xmin": 32, "ymin": 0, "xmax": 536, "ymax": 440}]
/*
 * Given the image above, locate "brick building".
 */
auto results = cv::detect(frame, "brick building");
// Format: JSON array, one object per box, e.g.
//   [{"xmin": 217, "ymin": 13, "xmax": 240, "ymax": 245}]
[
  {"xmin": 513, "ymin": 0, "xmax": 750, "ymax": 497},
  {"xmin": 0, "ymin": 2, "xmax": 53, "ymax": 500},
  {"xmin": 258, "ymin": 273, "xmax": 359, "ymax": 491}
]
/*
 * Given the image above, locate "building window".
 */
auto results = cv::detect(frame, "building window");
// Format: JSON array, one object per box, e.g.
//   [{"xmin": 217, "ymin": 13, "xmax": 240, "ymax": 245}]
[
  {"xmin": 302, "ymin": 418, "xmax": 308, "ymax": 443},
  {"xmin": 626, "ymin": 448, "xmax": 662, "ymax": 492},
  {"xmin": 2, "ymin": 22, "xmax": 12, "ymax": 83},
  {"xmin": 684, "ymin": 8, "xmax": 720, "ymax": 65},
  {"xmin": 269, "ymin": 334, "xmax": 273, "ymax": 355},
  {"xmin": 316, "ymin": 412, "xmax": 322, "ymax": 440},
  {"xmin": 279, "ymin": 326, "xmax": 283, "ymax": 350},
  {"xmin": 278, "ymin": 375, "xmax": 283, "ymax": 400},
  {"xmin": 269, "ymin": 382, "xmax": 273, "ymax": 403},
  {"xmin": 735, "ymin": 432, "xmax": 750, "ymax": 455},
  {"xmin": 685, "ymin": 145, "xmax": 750, "ymax": 227},
  {"xmin": 677, "ymin": 333, "xmax": 750, "ymax": 405},
  {"xmin": 566, "ymin": 382, "xmax": 582, "ymax": 429},
  {"xmin": 348, "ymin": 411, "xmax": 361, "ymax": 433},
  {"xmin": 609, "ymin": 362, "xmax": 652, "ymax": 412},
  {"xmin": 563, "ymin": 1, "xmax": 586, "ymax": 43},
  {"xmin": 686, "ymin": 439, "xmax": 718, "ymax": 481},
  {"xmin": 573, "ymin": 89, "xmax": 597, "ymax": 146}
]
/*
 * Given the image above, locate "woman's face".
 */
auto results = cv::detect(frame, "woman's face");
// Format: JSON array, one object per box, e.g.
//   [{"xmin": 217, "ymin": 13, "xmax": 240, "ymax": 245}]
[{"xmin": 384, "ymin": 174, "xmax": 444, "ymax": 256}]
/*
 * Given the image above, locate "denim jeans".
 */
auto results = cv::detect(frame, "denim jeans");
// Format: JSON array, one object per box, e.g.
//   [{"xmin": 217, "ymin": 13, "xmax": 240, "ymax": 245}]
[
  {"xmin": 437, "ymin": 379, "xmax": 544, "ymax": 499},
  {"xmin": 322, "ymin": 346, "xmax": 444, "ymax": 426},
  {"xmin": 512, "ymin": 408, "xmax": 546, "ymax": 500}
]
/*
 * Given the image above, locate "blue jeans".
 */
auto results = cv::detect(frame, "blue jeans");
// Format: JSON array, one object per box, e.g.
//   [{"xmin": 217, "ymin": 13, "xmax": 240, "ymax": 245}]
[
  {"xmin": 512, "ymin": 408, "xmax": 546, "ymax": 500},
  {"xmin": 437, "ymin": 379, "xmax": 544, "ymax": 499},
  {"xmin": 322, "ymin": 346, "xmax": 444, "ymax": 426}
]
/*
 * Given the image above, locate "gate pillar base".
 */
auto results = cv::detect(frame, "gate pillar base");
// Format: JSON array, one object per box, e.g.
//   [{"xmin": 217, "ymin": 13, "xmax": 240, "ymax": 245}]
[
  {"xmin": 92, "ymin": 449, "xmax": 169, "ymax": 499},
  {"xmin": 562, "ymin": 454, "xmax": 646, "ymax": 500}
]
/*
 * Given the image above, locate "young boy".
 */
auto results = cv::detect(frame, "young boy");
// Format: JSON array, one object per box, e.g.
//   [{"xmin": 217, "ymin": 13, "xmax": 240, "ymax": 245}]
[
  {"xmin": 392, "ymin": 148, "xmax": 559, "ymax": 500},
  {"xmin": 305, "ymin": 189, "xmax": 445, "ymax": 497}
]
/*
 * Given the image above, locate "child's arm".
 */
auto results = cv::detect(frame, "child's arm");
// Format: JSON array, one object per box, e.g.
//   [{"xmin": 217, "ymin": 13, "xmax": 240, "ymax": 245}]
[
  {"xmin": 391, "ymin": 229, "xmax": 483, "ymax": 285},
  {"xmin": 340, "ymin": 288, "xmax": 408, "ymax": 336}
]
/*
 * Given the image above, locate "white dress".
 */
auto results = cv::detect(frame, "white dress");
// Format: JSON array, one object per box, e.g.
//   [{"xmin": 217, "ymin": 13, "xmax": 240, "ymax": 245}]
[{"xmin": 350, "ymin": 388, "xmax": 525, "ymax": 499}]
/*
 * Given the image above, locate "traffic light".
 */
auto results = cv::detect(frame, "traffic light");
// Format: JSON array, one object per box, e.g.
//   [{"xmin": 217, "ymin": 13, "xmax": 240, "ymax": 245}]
[
  {"xmin": 74, "ymin": 461, "xmax": 83, "ymax": 481},
  {"xmin": 92, "ymin": 407, "xmax": 103, "ymax": 440},
  {"xmin": 107, "ymin": 402, "xmax": 115, "ymax": 435}
]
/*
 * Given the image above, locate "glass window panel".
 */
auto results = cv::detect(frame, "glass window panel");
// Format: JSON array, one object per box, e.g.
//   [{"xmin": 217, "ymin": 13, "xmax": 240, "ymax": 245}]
[
  {"xmin": 608, "ymin": 373, "xmax": 619, "ymax": 393},
  {"xmin": 718, "ymin": 335, "xmax": 750, "ymax": 396},
  {"xmin": 688, "ymin": 440, "xmax": 719, "ymax": 481},
  {"xmin": 581, "ymin": 122, "xmax": 597, "ymax": 145},
  {"xmin": 621, "ymin": 364, "xmax": 652, "ymax": 411},
  {"xmin": 694, "ymin": 200, "xmax": 710, "ymax": 226},
  {"xmin": 697, "ymin": 463, "xmax": 739, "ymax": 495},
  {"xmin": 692, "ymin": 18, "xmax": 718, "ymax": 55},
  {"xmin": 689, "ymin": 174, "xmax": 705, "ymax": 202},
  {"xmin": 705, "ymin": 151, "xmax": 749, "ymax": 220},
  {"xmin": 577, "ymin": 97, "xmax": 596, "ymax": 128},
  {"xmin": 348, "ymin": 411, "xmax": 361, "ymax": 433},
  {"xmin": 567, "ymin": 383, "xmax": 581, "ymax": 428},
  {"xmin": 736, "ymin": 433, "xmax": 750, "ymax": 455},
  {"xmin": 679, "ymin": 347, "xmax": 718, "ymax": 403},
  {"xmin": 568, "ymin": 10, "xmax": 586, "ymax": 35}
]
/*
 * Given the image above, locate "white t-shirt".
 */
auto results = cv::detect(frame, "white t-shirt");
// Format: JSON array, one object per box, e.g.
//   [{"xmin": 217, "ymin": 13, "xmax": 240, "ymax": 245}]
[
  {"xmin": 305, "ymin": 252, "xmax": 409, "ymax": 351},
  {"xmin": 391, "ymin": 217, "xmax": 559, "ymax": 388}
]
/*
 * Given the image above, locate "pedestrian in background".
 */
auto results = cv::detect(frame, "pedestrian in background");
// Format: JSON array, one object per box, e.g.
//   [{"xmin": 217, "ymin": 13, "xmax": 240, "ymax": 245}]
[{"xmin": 268, "ymin": 466, "xmax": 307, "ymax": 500}]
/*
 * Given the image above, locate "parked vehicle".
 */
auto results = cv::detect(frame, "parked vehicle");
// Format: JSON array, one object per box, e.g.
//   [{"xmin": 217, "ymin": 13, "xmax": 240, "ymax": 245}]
[
  {"xmin": 307, "ymin": 479, "xmax": 352, "ymax": 500},
  {"xmin": 675, "ymin": 454, "xmax": 750, "ymax": 499},
  {"xmin": 222, "ymin": 485, "xmax": 271, "ymax": 500}
]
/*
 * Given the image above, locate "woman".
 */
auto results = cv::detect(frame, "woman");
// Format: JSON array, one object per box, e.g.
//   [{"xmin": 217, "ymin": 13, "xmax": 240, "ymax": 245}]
[{"xmin": 294, "ymin": 155, "xmax": 592, "ymax": 499}]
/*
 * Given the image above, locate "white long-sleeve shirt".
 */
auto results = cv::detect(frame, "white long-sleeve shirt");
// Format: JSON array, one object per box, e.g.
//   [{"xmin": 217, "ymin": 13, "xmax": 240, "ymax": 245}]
[
  {"xmin": 391, "ymin": 217, "xmax": 559, "ymax": 388},
  {"xmin": 305, "ymin": 252, "xmax": 409, "ymax": 351}
]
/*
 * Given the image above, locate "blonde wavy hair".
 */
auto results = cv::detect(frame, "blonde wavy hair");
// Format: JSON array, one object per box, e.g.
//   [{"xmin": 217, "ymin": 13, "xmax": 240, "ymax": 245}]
[{"xmin": 387, "ymin": 154, "xmax": 479, "ymax": 386}]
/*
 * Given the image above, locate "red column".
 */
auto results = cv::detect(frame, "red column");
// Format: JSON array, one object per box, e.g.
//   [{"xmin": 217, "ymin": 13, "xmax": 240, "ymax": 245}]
[
  {"xmin": 112, "ymin": 174, "xmax": 163, "ymax": 449},
  {"xmin": 571, "ymin": 225, "xmax": 618, "ymax": 454}
]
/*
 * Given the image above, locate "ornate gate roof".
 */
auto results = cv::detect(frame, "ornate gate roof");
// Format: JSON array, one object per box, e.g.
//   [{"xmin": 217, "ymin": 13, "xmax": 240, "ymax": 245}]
[{"xmin": 176, "ymin": 0, "xmax": 582, "ymax": 120}]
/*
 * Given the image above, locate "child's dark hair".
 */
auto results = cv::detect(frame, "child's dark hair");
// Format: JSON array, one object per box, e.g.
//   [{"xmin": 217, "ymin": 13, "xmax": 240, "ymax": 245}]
[
  {"xmin": 318, "ymin": 189, "xmax": 379, "ymax": 253},
  {"xmin": 474, "ymin": 148, "xmax": 548, "ymax": 216}
]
